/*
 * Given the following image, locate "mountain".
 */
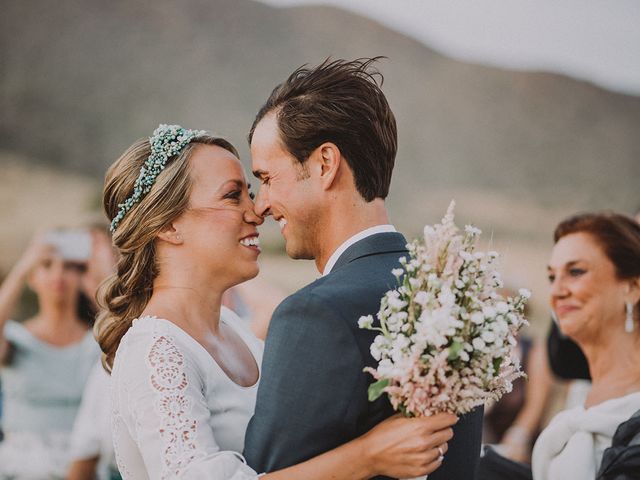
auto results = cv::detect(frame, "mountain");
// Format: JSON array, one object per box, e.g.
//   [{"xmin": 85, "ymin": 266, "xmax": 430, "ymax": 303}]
[
  {"xmin": 2, "ymin": 0, "xmax": 638, "ymax": 316},
  {"xmin": 1, "ymin": 0, "xmax": 638, "ymax": 212}
]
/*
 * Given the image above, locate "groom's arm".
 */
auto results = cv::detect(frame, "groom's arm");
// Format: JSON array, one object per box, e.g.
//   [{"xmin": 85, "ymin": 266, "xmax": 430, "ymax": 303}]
[{"xmin": 244, "ymin": 292, "xmax": 370, "ymax": 473}]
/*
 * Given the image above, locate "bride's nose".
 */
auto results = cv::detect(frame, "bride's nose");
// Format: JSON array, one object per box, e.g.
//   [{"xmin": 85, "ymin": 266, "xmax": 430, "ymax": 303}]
[{"xmin": 243, "ymin": 206, "xmax": 264, "ymax": 226}]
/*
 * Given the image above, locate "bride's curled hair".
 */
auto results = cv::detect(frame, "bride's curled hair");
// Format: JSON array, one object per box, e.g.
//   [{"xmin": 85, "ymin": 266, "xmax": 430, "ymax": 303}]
[{"xmin": 95, "ymin": 133, "xmax": 238, "ymax": 372}]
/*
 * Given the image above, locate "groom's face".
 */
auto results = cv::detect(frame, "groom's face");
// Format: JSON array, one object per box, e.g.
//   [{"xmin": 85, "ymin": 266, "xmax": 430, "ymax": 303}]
[{"xmin": 250, "ymin": 113, "xmax": 322, "ymax": 260}]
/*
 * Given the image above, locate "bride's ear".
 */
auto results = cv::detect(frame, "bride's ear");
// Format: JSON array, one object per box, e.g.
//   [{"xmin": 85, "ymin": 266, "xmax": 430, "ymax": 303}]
[{"xmin": 157, "ymin": 223, "xmax": 184, "ymax": 245}]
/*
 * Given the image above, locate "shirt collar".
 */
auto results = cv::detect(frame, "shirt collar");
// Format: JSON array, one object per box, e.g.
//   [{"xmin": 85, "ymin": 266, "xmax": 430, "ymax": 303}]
[{"xmin": 322, "ymin": 224, "xmax": 397, "ymax": 276}]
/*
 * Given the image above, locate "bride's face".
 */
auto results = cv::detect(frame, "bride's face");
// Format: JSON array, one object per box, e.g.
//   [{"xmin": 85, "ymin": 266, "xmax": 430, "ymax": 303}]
[{"xmin": 173, "ymin": 144, "xmax": 263, "ymax": 286}]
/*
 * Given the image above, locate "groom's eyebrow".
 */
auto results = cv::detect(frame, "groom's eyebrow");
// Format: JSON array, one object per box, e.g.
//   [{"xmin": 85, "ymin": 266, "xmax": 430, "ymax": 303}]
[{"xmin": 252, "ymin": 169, "xmax": 267, "ymax": 179}]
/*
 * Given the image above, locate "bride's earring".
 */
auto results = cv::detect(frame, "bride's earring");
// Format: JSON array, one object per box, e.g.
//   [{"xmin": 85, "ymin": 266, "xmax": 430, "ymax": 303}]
[{"xmin": 625, "ymin": 302, "xmax": 635, "ymax": 333}]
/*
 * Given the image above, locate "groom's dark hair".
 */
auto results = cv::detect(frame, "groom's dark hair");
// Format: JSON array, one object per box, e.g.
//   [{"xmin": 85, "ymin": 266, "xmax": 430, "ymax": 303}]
[{"xmin": 248, "ymin": 57, "xmax": 397, "ymax": 202}]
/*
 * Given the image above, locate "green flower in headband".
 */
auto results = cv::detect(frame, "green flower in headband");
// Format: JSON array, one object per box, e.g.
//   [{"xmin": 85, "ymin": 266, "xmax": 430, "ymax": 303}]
[{"xmin": 110, "ymin": 124, "xmax": 206, "ymax": 233}]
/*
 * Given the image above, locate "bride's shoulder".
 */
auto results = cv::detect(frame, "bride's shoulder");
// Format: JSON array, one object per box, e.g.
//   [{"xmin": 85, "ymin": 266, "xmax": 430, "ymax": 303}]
[
  {"xmin": 113, "ymin": 316, "xmax": 197, "ymax": 375},
  {"xmin": 120, "ymin": 315, "xmax": 178, "ymax": 346}
]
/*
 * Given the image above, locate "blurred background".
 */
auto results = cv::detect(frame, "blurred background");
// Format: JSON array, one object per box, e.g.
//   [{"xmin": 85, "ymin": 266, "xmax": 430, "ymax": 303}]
[{"xmin": 1, "ymin": 0, "xmax": 639, "ymax": 331}]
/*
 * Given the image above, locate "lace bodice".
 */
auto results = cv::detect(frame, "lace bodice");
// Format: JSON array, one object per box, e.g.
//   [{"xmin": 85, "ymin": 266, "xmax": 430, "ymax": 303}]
[{"xmin": 110, "ymin": 308, "xmax": 263, "ymax": 479}]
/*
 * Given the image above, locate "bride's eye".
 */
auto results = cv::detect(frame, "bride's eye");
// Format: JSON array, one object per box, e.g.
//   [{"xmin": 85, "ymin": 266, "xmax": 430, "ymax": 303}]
[{"xmin": 224, "ymin": 190, "xmax": 241, "ymax": 202}]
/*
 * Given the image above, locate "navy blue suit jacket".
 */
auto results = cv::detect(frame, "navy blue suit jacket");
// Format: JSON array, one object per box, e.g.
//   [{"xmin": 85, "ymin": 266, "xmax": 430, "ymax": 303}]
[{"xmin": 244, "ymin": 232, "xmax": 483, "ymax": 479}]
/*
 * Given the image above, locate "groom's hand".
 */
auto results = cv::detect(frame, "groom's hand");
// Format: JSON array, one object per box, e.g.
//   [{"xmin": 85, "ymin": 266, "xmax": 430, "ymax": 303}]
[{"xmin": 359, "ymin": 413, "xmax": 458, "ymax": 479}]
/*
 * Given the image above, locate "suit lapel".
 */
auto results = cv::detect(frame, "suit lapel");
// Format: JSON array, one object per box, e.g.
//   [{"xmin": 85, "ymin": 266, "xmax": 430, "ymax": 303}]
[{"xmin": 331, "ymin": 232, "xmax": 408, "ymax": 272}]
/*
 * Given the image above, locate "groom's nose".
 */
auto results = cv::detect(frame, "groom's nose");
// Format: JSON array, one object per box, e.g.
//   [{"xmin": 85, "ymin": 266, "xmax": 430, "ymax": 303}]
[{"xmin": 253, "ymin": 188, "xmax": 271, "ymax": 218}]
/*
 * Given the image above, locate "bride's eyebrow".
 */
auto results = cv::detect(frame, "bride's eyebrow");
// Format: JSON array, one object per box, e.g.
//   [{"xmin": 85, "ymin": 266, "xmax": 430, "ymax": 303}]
[{"xmin": 216, "ymin": 179, "xmax": 246, "ymax": 194}]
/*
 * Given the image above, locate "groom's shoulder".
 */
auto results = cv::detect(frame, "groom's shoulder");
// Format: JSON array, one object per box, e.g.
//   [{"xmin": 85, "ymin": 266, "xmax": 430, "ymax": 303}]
[
  {"xmin": 273, "ymin": 250, "xmax": 405, "ymax": 322},
  {"xmin": 272, "ymin": 276, "xmax": 334, "ymax": 320}
]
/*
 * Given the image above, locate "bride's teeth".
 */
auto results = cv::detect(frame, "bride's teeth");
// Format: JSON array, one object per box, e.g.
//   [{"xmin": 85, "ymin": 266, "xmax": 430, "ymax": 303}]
[
  {"xmin": 240, "ymin": 237, "xmax": 260, "ymax": 247},
  {"xmin": 278, "ymin": 218, "xmax": 287, "ymax": 230}
]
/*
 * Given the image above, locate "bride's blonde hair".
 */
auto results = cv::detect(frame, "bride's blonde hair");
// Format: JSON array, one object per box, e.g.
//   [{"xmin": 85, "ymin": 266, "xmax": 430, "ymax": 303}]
[{"xmin": 95, "ymin": 134, "xmax": 238, "ymax": 372}]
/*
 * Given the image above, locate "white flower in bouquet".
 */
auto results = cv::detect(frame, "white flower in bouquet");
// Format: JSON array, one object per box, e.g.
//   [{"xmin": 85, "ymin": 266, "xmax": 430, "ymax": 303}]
[{"xmin": 360, "ymin": 201, "xmax": 529, "ymax": 417}]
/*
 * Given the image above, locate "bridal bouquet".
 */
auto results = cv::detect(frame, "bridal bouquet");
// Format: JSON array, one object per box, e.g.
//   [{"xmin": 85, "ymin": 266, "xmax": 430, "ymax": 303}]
[{"xmin": 360, "ymin": 202, "xmax": 529, "ymax": 419}]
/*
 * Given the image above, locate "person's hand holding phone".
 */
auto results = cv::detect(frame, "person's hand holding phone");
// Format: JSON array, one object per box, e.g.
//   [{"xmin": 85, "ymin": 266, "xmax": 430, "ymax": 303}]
[{"xmin": 14, "ymin": 233, "xmax": 58, "ymax": 279}]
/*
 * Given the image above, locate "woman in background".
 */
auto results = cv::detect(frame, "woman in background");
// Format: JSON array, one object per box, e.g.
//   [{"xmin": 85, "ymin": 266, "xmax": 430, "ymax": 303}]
[
  {"xmin": 0, "ymin": 231, "xmax": 101, "ymax": 479},
  {"xmin": 67, "ymin": 226, "xmax": 121, "ymax": 480},
  {"xmin": 532, "ymin": 212, "xmax": 640, "ymax": 479},
  {"xmin": 479, "ymin": 212, "xmax": 640, "ymax": 480}
]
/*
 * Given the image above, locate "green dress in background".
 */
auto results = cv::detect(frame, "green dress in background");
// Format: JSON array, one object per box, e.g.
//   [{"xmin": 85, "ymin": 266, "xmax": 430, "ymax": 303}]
[{"xmin": 0, "ymin": 320, "xmax": 99, "ymax": 479}]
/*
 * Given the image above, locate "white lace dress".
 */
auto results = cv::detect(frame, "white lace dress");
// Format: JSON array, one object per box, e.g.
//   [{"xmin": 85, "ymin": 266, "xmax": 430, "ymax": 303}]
[{"xmin": 110, "ymin": 308, "xmax": 263, "ymax": 479}]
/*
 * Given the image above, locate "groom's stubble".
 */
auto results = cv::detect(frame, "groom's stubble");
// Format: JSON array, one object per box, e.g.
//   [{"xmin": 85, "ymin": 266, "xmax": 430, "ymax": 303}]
[{"xmin": 250, "ymin": 113, "xmax": 328, "ymax": 263}]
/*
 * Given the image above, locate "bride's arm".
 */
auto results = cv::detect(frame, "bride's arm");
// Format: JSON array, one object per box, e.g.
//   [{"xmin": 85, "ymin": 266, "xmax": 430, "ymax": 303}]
[
  {"xmin": 262, "ymin": 413, "xmax": 456, "ymax": 480},
  {"xmin": 119, "ymin": 331, "xmax": 455, "ymax": 479}
]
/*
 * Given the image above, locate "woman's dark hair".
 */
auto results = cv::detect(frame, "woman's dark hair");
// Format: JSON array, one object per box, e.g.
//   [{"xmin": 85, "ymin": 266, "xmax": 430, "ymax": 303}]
[{"xmin": 249, "ymin": 57, "xmax": 397, "ymax": 202}]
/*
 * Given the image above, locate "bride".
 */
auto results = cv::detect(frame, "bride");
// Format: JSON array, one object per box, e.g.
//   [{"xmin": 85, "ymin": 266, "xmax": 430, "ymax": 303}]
[{"xmin": 95, "ymin": 125, "xmax": 457, "ymax": 479}]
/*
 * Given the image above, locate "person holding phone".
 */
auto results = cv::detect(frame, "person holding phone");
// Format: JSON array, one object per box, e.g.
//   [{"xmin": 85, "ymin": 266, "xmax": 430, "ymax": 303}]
[{"xmin": 0, "ymin": 230, "xmax": 101, "ymax": 479}]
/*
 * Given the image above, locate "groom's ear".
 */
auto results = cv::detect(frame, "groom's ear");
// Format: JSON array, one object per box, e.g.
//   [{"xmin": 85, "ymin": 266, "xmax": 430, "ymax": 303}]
[
  {"xmin": 316, "ymin": 142, "xmax": 341, "ymax": 191},
  {"xmin": 157, "ymin": 222, "xmax": 184, "ymax": 246}
]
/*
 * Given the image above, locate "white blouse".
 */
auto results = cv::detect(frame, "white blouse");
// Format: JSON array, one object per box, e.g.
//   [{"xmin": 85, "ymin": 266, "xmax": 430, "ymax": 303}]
[
  {"xmin": 110, "ymin": 308, "xmax": 263, "ymax": 479},
  {"xmin": 532, "ymin": 391, "xmax": 640, "ymax": 480}
]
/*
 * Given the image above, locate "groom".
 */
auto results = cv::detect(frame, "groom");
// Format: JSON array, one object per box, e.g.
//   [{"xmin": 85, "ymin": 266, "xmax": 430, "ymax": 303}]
[{"xmin": 243, "ymin": 58, "xmax": 483, "ymax": 479}]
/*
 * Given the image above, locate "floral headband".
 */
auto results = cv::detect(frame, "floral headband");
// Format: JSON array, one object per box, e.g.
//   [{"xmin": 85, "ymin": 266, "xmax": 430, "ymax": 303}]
[{"xmin": 110, "ymin": 124, "xmax": 206, "ymax": 233}]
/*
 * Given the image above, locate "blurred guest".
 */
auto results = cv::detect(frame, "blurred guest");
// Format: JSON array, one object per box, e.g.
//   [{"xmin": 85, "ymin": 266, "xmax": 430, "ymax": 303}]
[
  {"xmin": 479, "ymin": 212, "xmax": 640, "ymax": 480},
  {"xmin": 484, "ymin": 286, "xmax": 556, "ymax": 464},
  {"xmin": 66, "ymin": 227, "xmax": 120, "ymax": 480},
  {"xmin": 0, "ymin": 231, "xmax": 101, "ymax": 479},
  {"xmin": 532, "ymin": 212, "xmax": 640, "ymax": 479},
  {"xmin": 484, "ymin": 338, "xmax": 554, "ymax": 463},
  {"xmin": 545, "ymin": 207, "xmax": 640, "ymax": 383},
  {"xmin": 67, "ymin": 362, "xmax": 120, "ymax": 480}
]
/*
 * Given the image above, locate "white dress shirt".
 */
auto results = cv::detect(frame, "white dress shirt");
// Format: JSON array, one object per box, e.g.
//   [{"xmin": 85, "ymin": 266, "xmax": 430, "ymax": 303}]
[{"xmin": 322, "ymin": 224, "xmax": 397, "ymax": 276}]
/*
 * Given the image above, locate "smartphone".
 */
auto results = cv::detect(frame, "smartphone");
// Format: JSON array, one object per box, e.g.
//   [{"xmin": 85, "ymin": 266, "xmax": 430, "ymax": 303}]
[{"xmin": 44, "ymin": 229, "xmax": 92, "ymax": 262}]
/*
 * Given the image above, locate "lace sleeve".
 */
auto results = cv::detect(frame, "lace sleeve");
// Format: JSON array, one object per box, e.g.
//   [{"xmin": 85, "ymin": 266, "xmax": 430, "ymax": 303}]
[{"xmin": 123, "ymin": 333, "xmax": 258, "ymax": 480}]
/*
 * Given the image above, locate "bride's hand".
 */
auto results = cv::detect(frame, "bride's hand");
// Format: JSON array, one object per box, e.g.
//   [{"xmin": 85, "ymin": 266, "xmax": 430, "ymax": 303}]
[{"xmin": 359, "ymin": 413, "xmax": 457, "ymax": 478}]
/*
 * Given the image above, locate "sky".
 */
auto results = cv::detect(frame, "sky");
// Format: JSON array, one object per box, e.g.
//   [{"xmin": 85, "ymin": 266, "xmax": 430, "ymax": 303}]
[{"xmin": 258, "ymin": 0, "xmax": 640, "ymax": 96}]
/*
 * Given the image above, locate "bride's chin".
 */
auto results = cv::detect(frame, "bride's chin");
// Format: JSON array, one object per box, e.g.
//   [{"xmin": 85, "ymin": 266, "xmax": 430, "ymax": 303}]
[{"xmin": 235, "ymin": 264, "xmax": 260, "ymax": 284}]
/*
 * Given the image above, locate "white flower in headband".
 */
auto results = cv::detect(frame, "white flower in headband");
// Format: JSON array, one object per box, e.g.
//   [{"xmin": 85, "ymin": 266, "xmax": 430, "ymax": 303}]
[{"xmin": 110, "ymin": 124, "xmax": 206, "ymax": 233}]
